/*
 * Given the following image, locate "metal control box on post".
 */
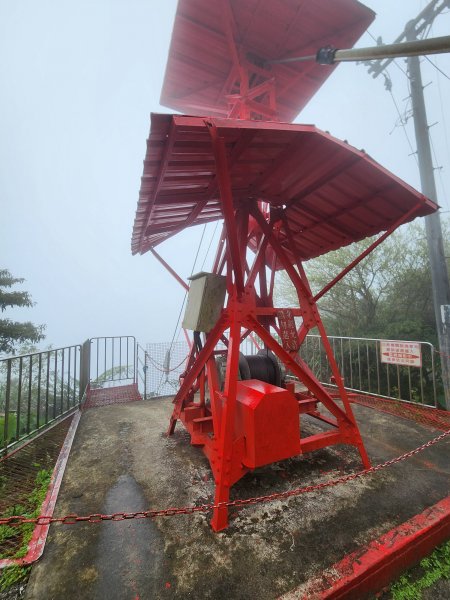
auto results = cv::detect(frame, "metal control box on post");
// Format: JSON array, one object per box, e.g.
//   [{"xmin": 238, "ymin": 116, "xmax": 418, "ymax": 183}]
[{"xmin": 182, "ymin": 272, "xmax": 227, "ymax": 333}]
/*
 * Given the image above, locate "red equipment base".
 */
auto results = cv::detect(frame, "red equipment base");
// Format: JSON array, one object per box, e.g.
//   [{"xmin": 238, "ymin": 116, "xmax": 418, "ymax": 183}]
[
  {"xmin": 132, "ymin": 115, "xmax": 435, "ymax": 531},
  {"xmin": 132, "ymin": 0, "xmax": 437, "ymax": 533}
]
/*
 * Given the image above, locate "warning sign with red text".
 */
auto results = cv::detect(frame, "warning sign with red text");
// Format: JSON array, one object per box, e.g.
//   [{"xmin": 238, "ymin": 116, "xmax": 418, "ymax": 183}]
[{"xmin": 380, "ymin": 340, "xmax": 422, "ymax": 368}]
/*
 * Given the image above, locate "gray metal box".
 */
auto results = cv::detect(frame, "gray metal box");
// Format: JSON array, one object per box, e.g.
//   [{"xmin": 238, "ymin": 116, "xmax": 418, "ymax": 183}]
[{"xmin": 182, "ymin": 272, "xmax": 227, "ymax": 333}]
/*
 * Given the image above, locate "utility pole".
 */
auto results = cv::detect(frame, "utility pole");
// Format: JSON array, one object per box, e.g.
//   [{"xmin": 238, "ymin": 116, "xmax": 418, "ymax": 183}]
[
  {"xmin": 368, "ymin": 0, "xmax": 450, "ymax": 409},
  {"xmin": 406, "ymin": 25, "xmax": 450, "ymax": 410}
]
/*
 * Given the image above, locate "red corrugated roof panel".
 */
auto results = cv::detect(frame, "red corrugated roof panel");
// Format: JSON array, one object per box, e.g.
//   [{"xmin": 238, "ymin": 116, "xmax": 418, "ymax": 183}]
[
  {"xmin": 131, "ymin": 114, "xmax": 437, "ymax": 265},
  {"xmin": 160, "ymin": 0, "xmax": 375, "ymax": 122}
]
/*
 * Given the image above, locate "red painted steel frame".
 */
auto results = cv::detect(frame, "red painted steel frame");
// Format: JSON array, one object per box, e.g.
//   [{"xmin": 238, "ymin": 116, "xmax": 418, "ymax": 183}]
[
  {"xmin": 133, "ymin": 0, "xmax": 438, "ymax": 533},
  {"xmin": 160, "ymin": 126, "xmax": 433, "ymax": 530},
  {"xmin": 160, "ymin": 0, "xmax": 376, "ymax": 122},
  {"xmin": 149, "ymin": 121, "xmax": 434, "ymax": 531}
]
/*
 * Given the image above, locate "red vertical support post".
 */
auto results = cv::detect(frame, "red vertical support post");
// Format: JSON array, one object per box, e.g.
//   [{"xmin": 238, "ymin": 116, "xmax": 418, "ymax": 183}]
[
  {"xmin": 207, "ymin": 124, "xmax": 245, "ymax": 296},
  {"xmin": 167, "ymin": 316, "xmax": 227, "ymax": 435},
  {"xmin": 206, "ymin": 355, "xmax": 222, "ymax": 437},
  {"xmin": 207, "ymin": 118, "xmax": 248, "ymax": 530},
  {"xmin": 212, "ymin": 225, "xmax": 226, "ymax": 274},
  {"xmin": 211, "ymin": 305, "xmax": 242, "ymax": 531}
]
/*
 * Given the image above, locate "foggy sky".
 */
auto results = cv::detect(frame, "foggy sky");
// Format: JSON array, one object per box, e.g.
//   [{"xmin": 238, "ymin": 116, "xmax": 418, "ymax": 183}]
[{"xmin": 1, "ymin": 0, "xmax": 449, "ymax": 352}]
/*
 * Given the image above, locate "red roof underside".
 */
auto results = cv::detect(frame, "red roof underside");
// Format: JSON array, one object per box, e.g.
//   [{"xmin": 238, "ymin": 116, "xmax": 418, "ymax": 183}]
[
  {"xmin": 160, "ymin": 0, "xmax": 375, "ymax": 122},
  {"xmin": 131, "ymin": 114, "xmax": 437, "ymax": 267}
]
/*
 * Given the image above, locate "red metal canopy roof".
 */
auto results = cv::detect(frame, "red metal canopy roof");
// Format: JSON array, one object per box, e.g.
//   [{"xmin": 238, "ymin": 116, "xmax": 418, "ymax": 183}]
[
  {"xmin": 131, "ymin": 114, "xmax": 437, "ymax": 265},
  {"xmin": 160, "ymin": 0, "xmax": 375, "ymax": 122}
]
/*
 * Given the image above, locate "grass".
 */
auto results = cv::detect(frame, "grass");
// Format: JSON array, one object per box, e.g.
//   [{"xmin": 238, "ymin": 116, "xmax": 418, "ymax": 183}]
[
  {"xmin": 0, "ymin": 414, "xmax": 18, "ymax": 447},
  {"xmin": 0, "ymin": 564, "xmax": 31, "ymax": 591},
  {"xmin": 0, "ymin": 468, "xmax": 52, "ymax": 592},
  {"xmin": 390, "ymin": 539, "xmax": 450, "ymax": 599}
]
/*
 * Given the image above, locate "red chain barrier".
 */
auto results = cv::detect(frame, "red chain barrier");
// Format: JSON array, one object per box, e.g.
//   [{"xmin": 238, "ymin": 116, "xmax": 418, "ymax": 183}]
[{"xmin": 1, "ymin": 428, "xmax": 449, "ymax": 527}]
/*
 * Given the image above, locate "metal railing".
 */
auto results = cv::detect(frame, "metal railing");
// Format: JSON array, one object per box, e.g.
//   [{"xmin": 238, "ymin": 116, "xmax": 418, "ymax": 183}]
[
  {"xmin": 2, "ymin": 332, "xmax": 440, "ymax": 453},
  {"xmin": 299, "ymin": 335, "xmax": 440, "ymax": 407},
  {"xmin": 142, "ymin": 334, "xmax": 441, "ymax": 407},
  {"xmin": 0, "ymin": 344, "xmax": 82, "ymax": 454},
  {"xmin": 88, "ymin": 336, "xmax": 137, "ymax": 389},
  {"xmin": 0, "ymin": 336, "xmax": 140, "ymax": 453},
  {"xmin": 136, "ymin": 343, "xmax": 149, "ymax": 399}
]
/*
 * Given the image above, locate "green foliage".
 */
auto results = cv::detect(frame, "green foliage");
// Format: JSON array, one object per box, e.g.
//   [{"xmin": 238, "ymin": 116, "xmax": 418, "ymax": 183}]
[
  {"xmin": 0, "ymin": 270, "xmax": 32, "ymax": 311},
  {"xmin": 0, "ymin": 413, "xmax": 18, "ymax": 446},
  {"xmin": 0, "ymin": 468, "xmax": 52, "ymax": 563},
  {"xmin": 0, "ymin": 347, "xmax": 79, "ymax": 450},
  {"xmin": 0, "ymin": 564, "xmax": 31, "ymax": 592},
  {"xmin": 390, "ymin": 539, "xmax": 450, "ymax": 599},
  {"xmin": 90, "ymin": 364, "xmax": 133, "ymax": 388},
  {"xmin": 0, "ymin": 269, "xmax": 45, "ymax": 355},
  {"xmin": 276, "ymin": 221, "xmax": 448, "ymax": 344},
  {"xmin": 0, "ymin": 321, "xmax": 46, "ymax": 355}
]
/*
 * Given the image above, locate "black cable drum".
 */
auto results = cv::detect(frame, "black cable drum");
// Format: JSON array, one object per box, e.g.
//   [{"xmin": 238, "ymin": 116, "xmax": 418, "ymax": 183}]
[{"xmin": 242, "ymin": 349, "xmax": 282, "ymax": 387}]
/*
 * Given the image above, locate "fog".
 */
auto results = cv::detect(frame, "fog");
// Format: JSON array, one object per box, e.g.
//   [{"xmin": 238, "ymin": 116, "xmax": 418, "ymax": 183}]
[{"xmin": 1, "ymin": 0, "xmax": 449, "ymax": 351}]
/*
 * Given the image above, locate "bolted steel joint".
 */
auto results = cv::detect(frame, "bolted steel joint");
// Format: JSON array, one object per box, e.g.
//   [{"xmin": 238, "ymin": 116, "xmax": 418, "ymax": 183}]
[{"xmin": 316, "ymin": 45, "xmax": 337, "ymax": 65}]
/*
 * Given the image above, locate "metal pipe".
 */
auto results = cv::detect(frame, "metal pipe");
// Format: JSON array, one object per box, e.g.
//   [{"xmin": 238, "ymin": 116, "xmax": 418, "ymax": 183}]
[
  {"xmin": 60, "ymin": 348, "xmax": 65, "ymax": 416},
  {"xmin": 16, "ymin": 358, "xmax": 23, "ymax": 442},
  {"xmin": 37, "ymin": 353, "xmax": 42, "ymax": 428},
  {"xmin": 27, "ymin": 355, "xmax": 33, "ymax": 433},
  {"xmin": 45, "ymin": 351, "xmax": 50, "ymax": 422},
  {"xmin": 268, "ymin": 35, "xmax": 450, "ymax": 65},
  {"xmin": 53, "ymin": 351, "xmax": 57, "ymax": 420},
  {"xmin": 67, "ymin": 347, "xmax": 71, "ymax": 410},
  {"xmin": 4, "ymin": 360, "xmax": 11, "ymax": 451},
  {"xmin": 332, "ymin": 35, "xmax": 450, "ymax": 63}
]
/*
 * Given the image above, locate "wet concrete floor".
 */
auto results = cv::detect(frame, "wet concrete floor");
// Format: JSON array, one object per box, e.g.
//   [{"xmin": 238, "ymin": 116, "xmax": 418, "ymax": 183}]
[{"xmin": 25, "ymin": 398, "xmax": 450, "ymax": 599}]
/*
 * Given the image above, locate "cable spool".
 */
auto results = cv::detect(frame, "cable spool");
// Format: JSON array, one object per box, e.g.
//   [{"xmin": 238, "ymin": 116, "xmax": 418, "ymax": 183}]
[
  {"xmin": 243, "ymin": 349, "xmax": 282, "ymax": 387},
  {"xmin": 215, "ymin": 352, "xmax": 252, "ymax": 389},
  {"xmin": 215, "ymin": 350, "xmax": 283, "ymax": 388}
]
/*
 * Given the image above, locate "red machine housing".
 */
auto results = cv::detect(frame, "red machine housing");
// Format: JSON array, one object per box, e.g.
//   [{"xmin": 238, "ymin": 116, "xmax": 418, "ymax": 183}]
[
  {"xmin": 235, "ymin": 380, "xmax": 301, "ymax": 469},
  {"xmin": 131, "ymin": 0, "xmax": 439, "ymax": 531}
]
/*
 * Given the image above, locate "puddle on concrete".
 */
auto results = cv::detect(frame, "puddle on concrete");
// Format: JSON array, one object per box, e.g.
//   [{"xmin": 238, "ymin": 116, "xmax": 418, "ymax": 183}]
[{"xmin": 94, "ymin": 444, "xmax": 165, "ymax": 598}]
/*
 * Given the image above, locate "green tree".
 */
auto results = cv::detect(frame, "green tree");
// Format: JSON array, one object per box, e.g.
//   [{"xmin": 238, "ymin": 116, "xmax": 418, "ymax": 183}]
[
  {"xmin": 276, "ymin": 221, "xmax": 446, "ymax": 344},
  {"xmin": 0, "ymin": 269, "xmax": 45, "ymax": 355}
]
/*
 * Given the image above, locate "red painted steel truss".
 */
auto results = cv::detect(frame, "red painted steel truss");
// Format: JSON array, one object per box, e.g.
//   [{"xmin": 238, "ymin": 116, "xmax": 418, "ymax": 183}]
[
  {"xmin": 132, "ymin": 0, "xmax": 438, "ymax": 531},
  {"xmin": 160, "ymin": 0, "xmax": 376, "ymax": 122},
  {"xmin": 132, "ymin": 116, "xmax": 436, "ymax": 531}
]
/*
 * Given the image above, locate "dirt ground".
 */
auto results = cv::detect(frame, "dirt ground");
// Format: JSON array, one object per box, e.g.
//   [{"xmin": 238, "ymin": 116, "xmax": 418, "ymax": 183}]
[{"xmin": 24, "ymin": 398, "xmax": 450, "ymax": 599}]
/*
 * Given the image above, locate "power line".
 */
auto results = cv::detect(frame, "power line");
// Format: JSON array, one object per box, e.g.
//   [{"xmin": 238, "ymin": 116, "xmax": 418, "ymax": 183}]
[
  {"xmin": 386, "ymin": 83, "xmax": 419, "ymax": 165},
  {"xmin": 424, "ymin": 54, "xmax": 450, "ymax": 80},
  {"xmin": 200, "ymin": 220, "xmax": 220, "ymax": 271},
  {"xmin": 366, "ymin": 29, "xmax": 410, "ymax": 78},
  {"xmin": 168, "ymin": 223, "xmax": 208, "ymax": 353}
]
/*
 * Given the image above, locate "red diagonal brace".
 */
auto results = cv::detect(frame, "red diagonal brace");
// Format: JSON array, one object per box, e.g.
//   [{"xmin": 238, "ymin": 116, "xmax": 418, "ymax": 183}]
[
  {"xmin": 168, "ymin": 313, "xmax": 228, "ymax": 435},
  {"xmin": 208, "ymin": 124, "xmax": 245, "ymax": 295},
  {"xmin": 247, "ymin": 315, "xmax": 350, "ymax": 424},
  {"xmin": 315, "ymin": 202, "xmax": 424, "ymax": 302}
]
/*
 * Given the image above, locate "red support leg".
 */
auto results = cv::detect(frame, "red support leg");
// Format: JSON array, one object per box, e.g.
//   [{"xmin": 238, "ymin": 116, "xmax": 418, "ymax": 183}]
[
  {"xmin": 211, "ymin": 306, "xmax": 242, "ymax": 531},
  {"xmin": 316, "ymin": 320, "xmax": 371, "ymax": 469},
  {"xmin": 168, "ymin": 315, "xmax": 228, "ymax": 435}
]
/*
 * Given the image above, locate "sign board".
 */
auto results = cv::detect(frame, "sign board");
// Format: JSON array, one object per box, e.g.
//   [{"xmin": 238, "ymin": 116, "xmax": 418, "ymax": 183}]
[
  {"xmin": 277, "ymin": 309, "xmax": 300, "ymax": 352},
  {"xmin": 380, "ymin": 340, "xmax": 422, "ymax": 368}
]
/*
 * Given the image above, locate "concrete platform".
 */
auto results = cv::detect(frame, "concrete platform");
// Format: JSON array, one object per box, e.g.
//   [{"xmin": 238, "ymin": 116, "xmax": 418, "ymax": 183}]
[{"xmin": 25, "ymin": 398, "xmax": 450, "ymax": 599}]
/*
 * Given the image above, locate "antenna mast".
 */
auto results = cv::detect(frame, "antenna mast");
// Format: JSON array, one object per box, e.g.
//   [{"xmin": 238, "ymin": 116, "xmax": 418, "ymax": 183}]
[{"xmin": 368, "ymin": 0, "xmax": 450, "ymax": 409}]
